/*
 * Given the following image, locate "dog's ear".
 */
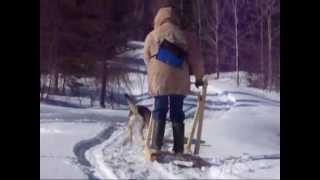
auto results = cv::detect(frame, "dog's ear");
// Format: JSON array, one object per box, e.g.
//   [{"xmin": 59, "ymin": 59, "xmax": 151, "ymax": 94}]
[{"xmin": 124, "ymin": 93, "xmax": 135, "ymax": 103}]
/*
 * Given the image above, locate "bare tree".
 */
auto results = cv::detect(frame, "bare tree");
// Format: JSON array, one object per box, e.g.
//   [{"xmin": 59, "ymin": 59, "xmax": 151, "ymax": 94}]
[
  {"xmin": 233, "ymin": 0, "xmax": 240, "ymax": 86},
  {"xmin": 267, "ymin": 8, "xmax": 272, "ymax": 90},
  {"xmin": 100, "ymin": 61, "xmax": 108, "ymax": 108},
  {"xmin": 197, "ymin": 0, "xmax": 202, "ymax": 47},
  {"xmin": 62, "ymin": 75, "xmax": 66, "ymax": 95},
  {"xmin": 215, "ymin": 0, "xmax": 220, "ymax": 79},
  {"xmin": 259, "ymin": 0, "xmax": 265, "ymax": 88},
  {"xmin": 266, "ymin": 0, "xmax": 279, "ymax": 90},
  {"xmin": 202, "ymin": 0, "xmax": 222, "ymax": 78}
]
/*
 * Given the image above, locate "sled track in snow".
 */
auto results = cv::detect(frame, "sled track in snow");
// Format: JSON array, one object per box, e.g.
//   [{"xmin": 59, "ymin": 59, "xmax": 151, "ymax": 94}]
[
  {"xmin": 79, "ymin": 91, "xmax": 238, "ymax": 179},
  {"xmin": 72, "ymin": 90, "xmax": 279, "ymax": 179},
  {"xmin": 73, "ymin": 126, "xmax": 117, "ymax": 180}
]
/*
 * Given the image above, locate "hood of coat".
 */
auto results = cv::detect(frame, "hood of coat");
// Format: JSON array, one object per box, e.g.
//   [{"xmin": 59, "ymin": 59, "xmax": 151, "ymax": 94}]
[{"xmin": 153, "ymin": 7, "xmax": 176, "ymax": 29}]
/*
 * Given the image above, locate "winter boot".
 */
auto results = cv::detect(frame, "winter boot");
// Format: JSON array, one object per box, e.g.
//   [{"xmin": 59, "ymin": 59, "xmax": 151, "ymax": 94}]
[
  {"xmin": 151, "ymin": 119, "xmax": 166, "ymax": 153},
  {"xmin": 172, "ymin": 122, "xmax": 185, "ymax": 155}
]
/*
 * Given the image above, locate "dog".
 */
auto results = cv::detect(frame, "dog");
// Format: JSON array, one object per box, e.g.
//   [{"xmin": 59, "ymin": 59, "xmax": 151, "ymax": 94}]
[{"xmin": 124, "ymin": 93, "xmax": 151, "ymax": 143}]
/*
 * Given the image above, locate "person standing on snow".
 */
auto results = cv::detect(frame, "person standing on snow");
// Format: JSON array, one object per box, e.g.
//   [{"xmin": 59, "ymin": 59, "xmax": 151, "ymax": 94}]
[{"xmin": 143, "ymin": 5, "xmax": 204, "ymax": 157}]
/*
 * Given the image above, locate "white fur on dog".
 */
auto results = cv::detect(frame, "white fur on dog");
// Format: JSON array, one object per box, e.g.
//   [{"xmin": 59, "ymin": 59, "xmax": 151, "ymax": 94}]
[{"xmin": 128, "ymin": 114, "xmax": 145, "ymax": 144}]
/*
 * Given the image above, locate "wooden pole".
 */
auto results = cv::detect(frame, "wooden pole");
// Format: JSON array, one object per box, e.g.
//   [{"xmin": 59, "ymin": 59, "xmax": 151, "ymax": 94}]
[
  {"xmin": 150, "ymin": 116, "xmax": 156, "ymax": 146},
  {"xmin": 144, "ymin": 113, "xmax": 156, "ymax": 160},
  {"xmin": 145, "ymin": 113, "xmax": 154, "ymax": 147},
  {"xmin": 186, "ymin": 93, "xmax": 201, "ymax": 153},
  {"xmin": 194, "ymin": 79, "xmax": 208, "ymax": 155}
]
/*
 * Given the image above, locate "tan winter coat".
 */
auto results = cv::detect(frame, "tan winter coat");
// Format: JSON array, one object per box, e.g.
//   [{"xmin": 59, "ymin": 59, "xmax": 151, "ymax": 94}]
[{"xmin": 144, "ymin": 7, "xmax": 204, "ymax": 96}]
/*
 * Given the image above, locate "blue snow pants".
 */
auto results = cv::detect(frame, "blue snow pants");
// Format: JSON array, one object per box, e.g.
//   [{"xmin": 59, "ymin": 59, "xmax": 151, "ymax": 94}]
[{"xmin": 153, "ymin": 95, "xmax": 185, "ymax": 122}]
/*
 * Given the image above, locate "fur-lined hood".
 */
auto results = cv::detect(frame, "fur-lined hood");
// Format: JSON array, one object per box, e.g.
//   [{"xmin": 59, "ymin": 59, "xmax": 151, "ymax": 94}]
[{"xmin": 153, "ymin": 7, "xmax": 176, "ymax": 29}]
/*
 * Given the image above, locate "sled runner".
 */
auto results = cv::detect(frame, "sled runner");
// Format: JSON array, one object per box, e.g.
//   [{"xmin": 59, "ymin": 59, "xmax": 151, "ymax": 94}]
[
  {"xmin": 146, "ymin": 149, "xmax": 211, "ymax": 168},
  {"xmin": 143, "ymin": 79, "xmax": 210, "ymax": 168},
  {"xmin": 163, "ymin": 137, "xmax": 205, "ymax": 145}
]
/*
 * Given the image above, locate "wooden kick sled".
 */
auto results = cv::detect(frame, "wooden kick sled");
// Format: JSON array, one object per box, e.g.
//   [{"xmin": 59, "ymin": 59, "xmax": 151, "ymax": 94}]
[{"xmin": 143, "ymin": 79, "xmax": 211, "ymax": 168}]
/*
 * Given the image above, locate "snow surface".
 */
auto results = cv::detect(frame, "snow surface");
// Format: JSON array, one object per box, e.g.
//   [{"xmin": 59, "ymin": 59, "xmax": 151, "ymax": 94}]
[
  {"xmin": 40, "ymin": 42, "xmax": 279, "ymax": 179},
  {"xmin": 40, "ymin": 72, "xmax": 279, "ymax": 179},
  {"xmin": 40, "ymin": 104, "xmax": 127, "ymax": 179}
]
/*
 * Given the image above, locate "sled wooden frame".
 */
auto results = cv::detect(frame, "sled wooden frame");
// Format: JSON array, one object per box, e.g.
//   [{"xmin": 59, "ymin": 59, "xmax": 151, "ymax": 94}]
[{"xmin": 143, "ymin": 79, "xmax": 208, "ymax": 161}]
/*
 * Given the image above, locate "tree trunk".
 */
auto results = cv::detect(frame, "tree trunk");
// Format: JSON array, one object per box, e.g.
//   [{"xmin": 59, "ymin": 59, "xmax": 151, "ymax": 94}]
[
  {"xmin": 142, "ymin": 0, "xmax": 151, "ymax": 39},
  {"xmin": 62, "ymin": 75, "xmax": 66, "ymax": 95},
  {"xmin": 196, "ymin": 0, "xmax": 203, "ymax": 73},
  {"xmin": 100, "ymin": 62, "xmax": 107, "ymax": 108},
  {"xmin": 197, "ymin": 0, "xmax": 202, "ymax": 41},
  {"xmin": 40, "ymin": 74, "xmax": 45, "ymax": 100},
  {"xmin": 234, "ymin": 0, "xmax": 240, "ymax": 86},
  {"xmin": 99, "ymin": 0, "xmax": 111, "ymax": 108},
  {"xmin": 53, "ymin": 70, "xmax": 59, "ymax": 94},
  {"xmin": 267, "ymin": 12, "xmax": 273, "ymax": 90},
  {"xmin": 110, "ymin": 89, "xmax": 114, "ymax": 109},
  {"xmin": 46, "ymin": 74, "xmax": 53, "ymax": 99},
  {"xmin": 180, "ymin": 0, "xmax": 183, "ymax": 15},
  {"xmin": 215, "ymin": 0, "xmax": 220, "ymax": 79},
  {"xmin": 260, "ymin": 4, "xmax": 265, "ymax": 88}
]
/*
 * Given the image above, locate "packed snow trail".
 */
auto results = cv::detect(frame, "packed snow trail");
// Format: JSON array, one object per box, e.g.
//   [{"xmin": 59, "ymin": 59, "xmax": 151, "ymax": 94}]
[
  {"xmin": 40, "ymin": 104, "xmax": 128, "ymax": 179},
  {"xmin": 73, "ymin": 126, "xmax": 116, "ymax": 167}
]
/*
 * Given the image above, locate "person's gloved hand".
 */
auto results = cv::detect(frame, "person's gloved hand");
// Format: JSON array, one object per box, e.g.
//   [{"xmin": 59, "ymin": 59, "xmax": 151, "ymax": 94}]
[{"xmin": 195, "ymin": 79, "xmax": 204, "ymax": 88}]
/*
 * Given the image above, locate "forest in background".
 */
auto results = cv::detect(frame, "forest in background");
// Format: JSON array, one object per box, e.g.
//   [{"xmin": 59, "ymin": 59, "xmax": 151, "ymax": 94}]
[{"xmin": 40, "ymin": 0, "xmax": 280, "ymax": 108}]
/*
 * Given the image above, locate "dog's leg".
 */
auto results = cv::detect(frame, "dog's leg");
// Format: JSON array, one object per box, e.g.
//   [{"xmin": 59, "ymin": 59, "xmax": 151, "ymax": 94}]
[
  {"xmin": 128, "ymin": 125, "xmax": 133, "ymax": 143},
  {"xmin": 140, "ymin": 126, "xmax": 145, "ymax": 141},
  {"xmin": 128, "ymin": 117, "xmax": 133, "ymax": 143}
]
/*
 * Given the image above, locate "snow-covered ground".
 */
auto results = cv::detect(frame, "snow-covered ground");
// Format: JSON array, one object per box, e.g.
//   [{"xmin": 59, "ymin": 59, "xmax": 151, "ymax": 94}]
[
  {"xmin": 41, "ymin": 41, "xmax": 279, "ymax": 179},
  {"xmin": 40, "ymin": 71, "xmax": 280, "ymax": 179},
  {"xmin": 40, "ymin": 104, "xmax": 128, "ymax": 179}
]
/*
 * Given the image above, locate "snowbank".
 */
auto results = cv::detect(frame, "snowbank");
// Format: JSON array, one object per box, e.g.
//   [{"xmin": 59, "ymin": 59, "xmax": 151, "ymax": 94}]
[{"xmin": 200, "ymin": 73, "xmax": 280, "ymax": 178}]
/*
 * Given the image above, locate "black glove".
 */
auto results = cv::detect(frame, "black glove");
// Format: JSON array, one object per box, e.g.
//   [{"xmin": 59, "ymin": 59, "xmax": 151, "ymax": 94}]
[{"xmin": 195, "ymin": 79, "xmax": 204, "ymax": 88}]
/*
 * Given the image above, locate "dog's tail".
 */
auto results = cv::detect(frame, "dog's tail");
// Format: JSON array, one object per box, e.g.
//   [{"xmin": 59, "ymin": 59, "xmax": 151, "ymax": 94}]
[{"xmin": 124, "ymin": 93, "xmax": 139, "ymax": 115}]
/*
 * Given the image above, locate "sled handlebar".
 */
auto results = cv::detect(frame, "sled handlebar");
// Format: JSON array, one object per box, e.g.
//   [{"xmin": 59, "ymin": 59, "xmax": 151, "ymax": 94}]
[
  {"xmin": 190, "ymin": 79, "xmax": 208, "ymax": 85},
  {"xmin": 190, "ymin": 79, "xmax": 208, "ymax": 96}
]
